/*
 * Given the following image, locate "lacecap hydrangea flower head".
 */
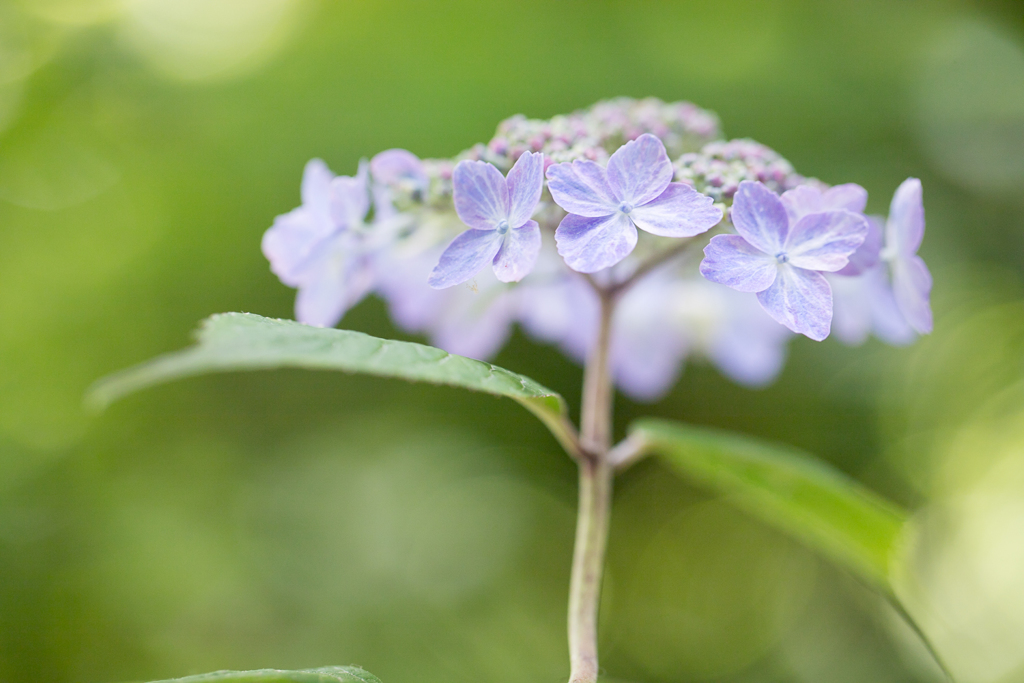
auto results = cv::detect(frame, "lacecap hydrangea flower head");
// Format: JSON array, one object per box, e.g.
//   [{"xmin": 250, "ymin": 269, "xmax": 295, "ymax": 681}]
[{"xmin": 263, "ymin": 97, "xmax": 934, "ymax": 401}]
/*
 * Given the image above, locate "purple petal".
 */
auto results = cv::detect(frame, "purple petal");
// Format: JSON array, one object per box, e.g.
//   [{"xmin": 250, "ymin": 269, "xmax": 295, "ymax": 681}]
[
  {"xmin": 611, "ymin": 325, "xmax": 684, "ymax": 401},
  {"xmin": 428, "ymin": 229, "xmax": 503, "ymax": 289},
  {"xmin": 827, "ymin": 273, "xmax": 872, "ymax": 345},
  {"xmin": 262, "ymin": 207, "xmax": 335, "ymax": 286},
  {"xmin": 629, "ymin": 183, "xmax": 723, "ymax": 237},
  {"xmin": 836, "ymin": 215, "xmax": 883, "ymax": 276},
  {"xmin": 731, "ymin": 181, "xmax": 790, "ymax": 254},
  {"xmin": 505, "ymin": 151, "xmax": 544, "ymax": 227},
  {"xmin": 611, "ymin": 273, "xmax": 686, "ymax": 401},
  {"xmin": 372, "ymin": 183, "xmax": 397, "ymax": 222},
  {"xmin": 301, "ymin": 158, "xmax": 335, "ymax": 222},
  {"xmin": 784, "ymin": 210, "xmax": 868, "ymax": 272},
  {"xmin": 709, "ymin": 298, "xmax": 790, "ymax": 387},
  {"xmin": 370, "ymin": 148, "xmax": 427, "ymax": 188},
  {"xmin": 375, "ymin": 248, "xmax": 448, "ymax": 331},
  {"xmin": 780, "ymin": 185, "xmax": 823, "ymax": 225},
  {"xmin": 606, "ymin": 133, "xmax": 673, "ymax": 206},
  {"xmin": 546, "ymin": 160, "xmax": 618, "ymax": 217},
  {"xmin": 756, "ymin": 265, "xmax": 833, "ymax": 341},
  {"xmin": 699, "ymin": 235, "xmax": 778, "ymax": 293},
  {"xmin": 822, "ymin": 183, "xmax": 868, "ymax": 213},
  {"xmin": 829, "ymin": 268, "xmax": 915, "ymax": 346},
  {"xmin": 516, "ymin": 270, "xmax": 599, "ymax": 363},
  {"xmin": 865, "ymin": 270, "xmax": 916, "ymax": 346},
  {"xmin": 429, "ymin": 287, "xmax": 517, "ymax": 361},
  {"xmin": 887, "ymin": 178, "xmax": 924, "ymax": 256},
  {"xmin": 492, "ymin": 220, "xmax": 541, "ymax": 282},
  {"xmin": 453, "ymin": 160, "xmax": 510, "ymax": 229},
  {"xmin": 329, "ymin": 162, "xmax": 371, "ymax": 229},
  {"xmin": 294, "ymin": 234, "xmax": 374, "ymax": 328},
  {"xmin": 555, "ymin": 212, "xmax": 637, "ymax": 273},
  {"xmin": 893, "ymin": 253, "xmax": 933, "ymax": 334},
  {"xmin": 781, "ymin": 183, "xmax": 868, "ymax": 224}
]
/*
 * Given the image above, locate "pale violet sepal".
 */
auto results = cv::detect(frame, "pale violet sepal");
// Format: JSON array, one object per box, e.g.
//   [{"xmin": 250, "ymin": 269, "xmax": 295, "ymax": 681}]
[{"xmin": 886, "ymin": 178, "xmax": 933, "ymax": 334}]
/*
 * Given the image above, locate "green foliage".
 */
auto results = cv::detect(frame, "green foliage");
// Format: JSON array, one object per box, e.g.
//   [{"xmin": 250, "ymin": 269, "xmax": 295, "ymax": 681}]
[
  {"xmin": 87, "ymin": 313, "xmax": 577, "ymax": 454},
  {"xmin": 629, "ymin": 418, "xmax": 907, "ymax": 591},
  {"xmin": 144, "ymin": 667, "xmax": 381, "ymax": 683}
]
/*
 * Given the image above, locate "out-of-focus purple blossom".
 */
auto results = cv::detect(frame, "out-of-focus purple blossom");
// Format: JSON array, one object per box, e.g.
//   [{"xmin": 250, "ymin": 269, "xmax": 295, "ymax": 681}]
[
  {"xmin": 607, "ymin": 271, "xmax": 687, "ymax": 400},
  {"xmin": 516, "ymin": 261, "xmax": 684, "ymax": 400},
  {"xmin": 377, "ymin": 243, "xmax": 519, "ymax": 360},
  {"xmin": 370, "ymin": 149, "xmax": 429, "ymax": 221},
  {"xmin": 517, "ymin": 253, "xmax": 792, "ymax": 401},
  {"xmin": 700, "ymin": 181, "xmax": 868, "ymax": 341},
  {"xmin": 828, "ymin": 265, "xmax": 915, "ymax": 346},
  {"xmin": 608, "ymin": 273, "xmax": 793, "ymax": 400},
  {"xmin": 548, "ymin": 134, "xmax": 722, "ymax": 273},
  {"xmin": 883, "ymin": 178, "xmax": 933, "ymax": 334},
  {"xmin": 429, "ymin": 152, "xmax": 545, "ymax": 288},
  {"xmin": 262, "ymin": 158, "xmax": 379, "ymax": 328},
  {"xmin": 671, "ymin": 278, "xmax": 792, "ymax": 388},
  {"xmin": 515, "ymin": 248, "xmax": 599, "ymax": 362},
  {"xmin": 675, "ymin": 139, "xmax": 821, "ymax": 203}
]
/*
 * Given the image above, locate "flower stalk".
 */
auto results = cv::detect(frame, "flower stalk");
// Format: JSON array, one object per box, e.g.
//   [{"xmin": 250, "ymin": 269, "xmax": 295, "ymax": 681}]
[{"xmin": 568, "ymin": 290, "xmax": 616, "ymax": 683}]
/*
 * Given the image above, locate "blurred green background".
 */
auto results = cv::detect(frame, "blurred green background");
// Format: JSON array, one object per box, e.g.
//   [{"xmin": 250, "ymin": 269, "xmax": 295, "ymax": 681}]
[{"xmin": 1, "ymin": 1, "xmax": 1024, "ymax": 682}]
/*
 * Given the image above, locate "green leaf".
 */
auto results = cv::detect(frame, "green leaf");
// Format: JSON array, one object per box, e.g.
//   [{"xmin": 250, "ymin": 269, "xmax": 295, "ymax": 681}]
[
  {"xmin": 143, "ymin": 666, "xmax": 381, "ymax": 683},
  {"xmin": 628, "ymin": 418, "xmax": 907, "ymax": 590},
  {"xmin": 87, "ymin": 313, "xmax": 578, "ymax": 455}
]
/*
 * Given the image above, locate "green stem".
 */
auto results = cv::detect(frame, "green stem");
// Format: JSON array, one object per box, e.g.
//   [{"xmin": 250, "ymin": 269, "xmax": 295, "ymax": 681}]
[{"xmin": 568, "ymin": 292, "xmax": 615, "ymax": 683}]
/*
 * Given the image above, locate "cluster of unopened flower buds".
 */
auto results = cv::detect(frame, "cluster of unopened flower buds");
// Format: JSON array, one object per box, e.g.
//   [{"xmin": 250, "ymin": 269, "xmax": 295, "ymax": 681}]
[{"xmin": 262, "ymin": 98, "xmax": 932, "ymax": 400}]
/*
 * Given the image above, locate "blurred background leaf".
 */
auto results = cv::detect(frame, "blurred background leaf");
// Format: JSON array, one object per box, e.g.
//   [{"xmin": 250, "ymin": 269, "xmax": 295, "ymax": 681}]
[
  {"xmin": 0, "ymin": 1, "xmax": 1023, "ymax": 683},
  {"xmin": 146, "ymin": 666, "xmax": 382, "ymax": 683}
]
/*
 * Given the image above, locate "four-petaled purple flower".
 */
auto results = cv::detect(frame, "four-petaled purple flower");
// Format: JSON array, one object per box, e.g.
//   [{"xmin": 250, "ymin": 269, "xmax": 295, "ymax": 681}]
[
  {"xmin": 428, "ymin": 152, "xmax": 544, "ymax": 289},
  {"xmin": 262, "ymin": 159, "xmax": 378, "ymax": 328},
  {"xmin": 546, "ymin": 133, "xmax": 723, "ymax": 273},
  {"xmin": 699, "ymin": 180, "xmax": 869, "ymax": 341}
]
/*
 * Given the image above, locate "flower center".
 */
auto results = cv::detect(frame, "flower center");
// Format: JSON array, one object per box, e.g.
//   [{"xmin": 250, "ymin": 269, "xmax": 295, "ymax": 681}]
[
  {"xmin": 775, "ymin": 252, "xmax": 789, "ymax": 264},
  {"xmin": 618, "ymin": 201, "xmax": 634, "ymax": 215},
  {"xmin": 496, "ymin": 219, "xmax": 510, "ymax": 235}
]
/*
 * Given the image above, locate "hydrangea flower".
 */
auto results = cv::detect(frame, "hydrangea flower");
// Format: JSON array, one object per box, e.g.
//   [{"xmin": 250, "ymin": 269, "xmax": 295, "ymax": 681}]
[
  {"xmin": 547, "ymin": 134, "xmax": 723, "ymax": 273},
  {"xmin": 699, "ymin": 180, "xmax": 868, "ymax": 341},
  {"xmin": 377, "ymin": 244, "xmax": 519, "ymax": 360},
  {"xmin": 428, "ymin": 151, "xmax": 544, "ymax": 288},
  {"xmin": 262, "ymin": 159, "xmax": 378, "ymax": 328},
  {"xmin": 262, "ymin": 99, "xmax": 934, "ymax": 401}
]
